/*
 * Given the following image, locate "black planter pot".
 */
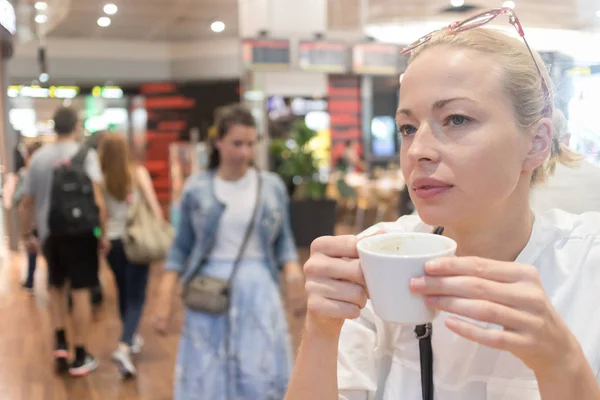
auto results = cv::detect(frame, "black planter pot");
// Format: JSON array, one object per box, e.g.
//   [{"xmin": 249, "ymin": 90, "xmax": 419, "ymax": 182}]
[{"xmin": 290, "ymin": 199, "xmax": 337, "ymax": 248}]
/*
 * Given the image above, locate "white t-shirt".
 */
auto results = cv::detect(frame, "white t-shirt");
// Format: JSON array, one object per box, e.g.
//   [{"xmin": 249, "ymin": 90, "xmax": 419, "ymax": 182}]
[
  {"xmin": 210, "ymin": 169, "xmax": 263, "ymax": 261},
  {"xmin": 530, "ymin": 161, "xmax": 600, "ymax": 214},
  {"xmin": 338, "ymin": 210, "xmax": 600, "ymax": 400}
]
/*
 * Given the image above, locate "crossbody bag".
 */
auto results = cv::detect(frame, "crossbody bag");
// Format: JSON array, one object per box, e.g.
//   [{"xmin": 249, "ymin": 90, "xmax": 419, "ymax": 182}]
[
  {"xmin": 414, "ymin": 225, "xmax": 444, "ymax": 400},
  {"xmin": 182, "ymin": 171, "xmax": 262, "ymax": 314}
]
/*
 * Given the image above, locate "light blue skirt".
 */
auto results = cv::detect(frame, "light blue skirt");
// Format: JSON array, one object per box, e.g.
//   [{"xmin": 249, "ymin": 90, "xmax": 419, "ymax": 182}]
[{"xmin": 174, "ymin": 259, "xmax": 292, "ymax": 400}]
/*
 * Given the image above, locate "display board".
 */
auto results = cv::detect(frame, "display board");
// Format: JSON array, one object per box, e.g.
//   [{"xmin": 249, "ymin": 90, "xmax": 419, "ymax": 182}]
[
  {"xmin": 298, "ymin": 41, "xmax": 348, "ymax": 73},
  {"xmin": 352, "ymin": 43, "xmax": 400, "ymax": 75},
  {"xmin": 242, "ymin": 39, "xmax": 291, "ymax": 69},
  {"xmin": 328, "ymin": 75, "xmax": 362, "ymax": 167}
]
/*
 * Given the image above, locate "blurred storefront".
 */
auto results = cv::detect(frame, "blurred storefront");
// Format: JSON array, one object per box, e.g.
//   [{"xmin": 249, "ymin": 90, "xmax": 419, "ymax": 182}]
[{"xmin": 7, "ymin": 84, "xmax": 132, "ymax": 143}]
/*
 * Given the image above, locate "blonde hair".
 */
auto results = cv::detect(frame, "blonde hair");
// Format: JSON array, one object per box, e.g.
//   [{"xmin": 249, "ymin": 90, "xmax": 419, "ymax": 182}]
[
  {"xmin": 99, "ymin": 133, "xmax": 134, "ymax": 201},
  {"xmin": 408, "ymin": 28, "xmax": 580, "ymax": 185}
]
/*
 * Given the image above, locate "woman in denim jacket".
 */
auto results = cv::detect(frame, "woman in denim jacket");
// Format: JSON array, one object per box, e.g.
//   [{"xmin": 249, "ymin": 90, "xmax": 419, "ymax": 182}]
[{"xmin": 155, "ymin": 104, "xmax": 304, "ymax": 400}]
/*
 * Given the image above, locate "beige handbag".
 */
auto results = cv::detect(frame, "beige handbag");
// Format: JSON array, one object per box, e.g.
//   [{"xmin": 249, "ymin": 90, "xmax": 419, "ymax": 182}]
[{"xmin": 123, "ymin": 193, "xmax": 174, "ymax": 264}]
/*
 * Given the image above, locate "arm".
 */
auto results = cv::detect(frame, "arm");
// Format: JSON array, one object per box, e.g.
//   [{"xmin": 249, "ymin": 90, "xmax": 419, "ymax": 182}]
[
  {"xmin": 136, "ymin": 165, "xmax": 164, "ymax": 220},
  {"xmin": 92, "ymin": 182, "xmax": 107, "ymax": 236},
  {"xmin": 536, "ymin": 346, "xmax": 600, "ymax": 400},
  {"xmin": 18, "ymin": 165, "xmax": 36, "ymax": 237},
  {"xmin": 285, "ymin": 236, "xmax": 377, "ymax": 400},
  {"xmin": 286, "ymin": 317, "xmax": 343, "ymax": 400},
  {"xmin": 163, "ymin": 187, "xmax": 195, "ymax": 276},
  {"xmin": 3, "ymin": 172, "xmax": 18, "ymax": 209},
  {"xmin": 154, "ymin": 187, "xmax": 196, "ymax": 333},
  {"xmin": 19, "ymin": 194, "xmax": 35, "ymax": 237},
  {"xmin": 84, "ymin": 149, "xmax": 106, "ymax": 236},
  {"xmin": 273, "ymin": 177, "xmax": 299, "ymax": 268}
]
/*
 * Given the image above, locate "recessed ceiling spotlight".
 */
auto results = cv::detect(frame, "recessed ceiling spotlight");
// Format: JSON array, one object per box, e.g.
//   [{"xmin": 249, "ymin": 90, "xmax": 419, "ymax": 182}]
[
  {"xmin": 451, "ymin": 0, "xmax": 465, "ymax": 7},
  {"xmin": 39, "ymin": 73, "xmax": 49, "ymax": 83},
  {"xmin": 97, "ymin": 16, "xmax": 111, "ymax": 27},
  {"xmin": 211, "ymin": 21, "xmax": 225, "ymax": 33},
  {"xmin": 34, "ymin": 1, "xmax": 48, "ymax": 10},
  {"xmin": 35, "ymin": 14, "xmax": 48, "ymax": 24},
  {"xmin": 103, "ymin": 3, "xmax": 118, "ymax": 15},
  {"xmin": 502, "ymin": 0, "xmax": 516, "ymax": 9}
]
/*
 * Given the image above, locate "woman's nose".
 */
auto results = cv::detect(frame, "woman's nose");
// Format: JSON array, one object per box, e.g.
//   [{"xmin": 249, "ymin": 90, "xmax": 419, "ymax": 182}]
[{"xmin": 406, "ymin": 123, "xmax": 440, "ymax": 163}]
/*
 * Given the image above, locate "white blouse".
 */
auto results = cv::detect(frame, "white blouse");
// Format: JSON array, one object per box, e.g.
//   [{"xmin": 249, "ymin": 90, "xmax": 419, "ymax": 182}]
[
  {"xmin": 338, "ymin": 210, "xmax": 600, "ymax": 400},
  {"xmin": 210, "ymin": 169, "xmax": 263, "ymax": 261}
]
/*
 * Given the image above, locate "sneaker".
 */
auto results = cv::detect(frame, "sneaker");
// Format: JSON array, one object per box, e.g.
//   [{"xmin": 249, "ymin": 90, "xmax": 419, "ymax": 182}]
[
  {"xmin": 131, "ymin": 335, "xmax": 144, "ymax": 355},
  {"xmin": 69, "ymin": 354, "xmax": 99, "ymax": 377},
  {"xmin": 112, "ymin": 348, "xmax": 136, "ymax": 379},
  {"xmin": 20, "ymin": 283, "xmax": 34, "ymax": 294},
  {"xmin": 53, "ymin": 347, "xmax": 69, "ymax": 373}
]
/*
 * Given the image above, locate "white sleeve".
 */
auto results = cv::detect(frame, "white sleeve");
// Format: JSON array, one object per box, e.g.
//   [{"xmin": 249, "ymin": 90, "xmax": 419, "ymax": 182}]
[
  {"xmin": 337, "ymin": 303, "xmax": 387, "ymax": 400},
  {"xmin": 84, "ymin": 149, "xmax": 103, "ymax": 183}
]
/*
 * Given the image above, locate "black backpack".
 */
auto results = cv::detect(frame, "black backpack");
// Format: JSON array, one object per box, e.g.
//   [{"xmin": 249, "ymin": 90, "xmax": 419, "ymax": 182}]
[{"xmin": 48, "ymin": 146, "xmax": 100, "ymax": 237}]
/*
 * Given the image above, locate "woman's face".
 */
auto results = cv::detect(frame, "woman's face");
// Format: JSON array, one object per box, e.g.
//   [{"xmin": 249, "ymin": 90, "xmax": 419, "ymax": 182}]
[
  {"xmin": 215, "ymin": 124, "xmax": 258, "ymax": 169},
  {"xmin": 397, "ymin": 45, "xmax": 549, "ymax": 228}
]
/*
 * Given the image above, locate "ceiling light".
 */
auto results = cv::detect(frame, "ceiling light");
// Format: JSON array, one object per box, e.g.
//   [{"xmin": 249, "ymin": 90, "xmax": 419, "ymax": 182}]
[
  {"xmin": 211, "ymin": 21, "xmax": 225, "ymax": 33},
  {"xmin": 34, "ymin": 1, "xmax": 48, "ymax": 10},
  {"xmin": 35, "ymin": 14, "xmax": 48, "ymax": 24},
  {"xmin": 502, "ymin": 0, "xmax": 516, "ymax": 9},
  {"xmin": 39, "ymin": 73, "xmax": 49, "ymax": 83},
  {"xmin": 450, "ymin": 0, "xmax": 464, "ymax": 7},
  {"xmin": 103, "ymin": 3, "xmax": 118, "ymax": 15},
  {"xmin": 97, "ymin": 16, "xmax": 111, "ymax": 27}
]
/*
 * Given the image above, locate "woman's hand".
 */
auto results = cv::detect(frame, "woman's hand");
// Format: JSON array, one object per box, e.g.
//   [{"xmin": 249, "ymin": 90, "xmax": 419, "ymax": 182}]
[
  {"xmin": 98, "ymin": 236, "xmax": 111, "ymax": 257},
  {"xmin": 410, "ymin": 256, "xmax": 580, "ymax": 375},
  {"xmin": 284, "ymin": 262, "xmax": 306, "ymax": 317},
  {"xmin": 153, "ymin": 271, "xmax": 178, "ymax": 335},
  {"xmin": 153, "ymin": 295, "xmax": 173, "ymax": 335},
  {"xmin": 303, "ymin": 235, "xmax": 368, "ymax": 336}
]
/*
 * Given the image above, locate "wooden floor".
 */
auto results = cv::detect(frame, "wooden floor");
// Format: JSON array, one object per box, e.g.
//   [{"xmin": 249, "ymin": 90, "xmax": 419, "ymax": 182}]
[
  {"xmin": 0, "ymin": 249, "xmax": 313, "ymax": 400},
  {"xmin": 0, "ymin": 219, "xmax": 368, "ymax": 400}
]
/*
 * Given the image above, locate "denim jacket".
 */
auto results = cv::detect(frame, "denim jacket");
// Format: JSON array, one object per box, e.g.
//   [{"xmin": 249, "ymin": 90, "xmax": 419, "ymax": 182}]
[{"xmin": 164, "ymin": 169, "xmax": 298, "ymax": 284}]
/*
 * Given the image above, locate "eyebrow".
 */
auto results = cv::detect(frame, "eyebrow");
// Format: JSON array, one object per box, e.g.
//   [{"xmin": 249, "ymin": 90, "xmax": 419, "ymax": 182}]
[{"xmin": 396, "ymin": 97, "xmax": 476, "ymax": 118}]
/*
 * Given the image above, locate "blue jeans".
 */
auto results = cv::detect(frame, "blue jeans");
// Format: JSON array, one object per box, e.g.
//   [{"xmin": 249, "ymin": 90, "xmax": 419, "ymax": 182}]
[{"xmin": 106, "ymin": 239, "xmax": 150, "ymax": 346}]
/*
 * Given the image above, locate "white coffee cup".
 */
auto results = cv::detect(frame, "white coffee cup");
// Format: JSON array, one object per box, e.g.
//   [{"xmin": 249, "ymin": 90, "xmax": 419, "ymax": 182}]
[{"xmin": 357, "ymin": 232, "xmax": 457, "ymax": 325}]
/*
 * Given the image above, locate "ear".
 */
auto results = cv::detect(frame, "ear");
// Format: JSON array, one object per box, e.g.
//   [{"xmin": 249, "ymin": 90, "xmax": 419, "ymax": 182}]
[{"xmin": 522, "ymin": 118, "xmax": 552, "ymax": 173}]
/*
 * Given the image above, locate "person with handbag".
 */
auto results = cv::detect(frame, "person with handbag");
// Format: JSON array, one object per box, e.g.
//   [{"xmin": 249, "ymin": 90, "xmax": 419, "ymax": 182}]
[
  {"xmin": 99, "ymin": 133, "xmax": 165, "ymax": 378},
  {"xmin": 154, "ymin": 104, "xmax": 304, "ymax": 400},
  {"xmin": 285, "ymin": 9, "xmax": 600, "ymax": 400}
]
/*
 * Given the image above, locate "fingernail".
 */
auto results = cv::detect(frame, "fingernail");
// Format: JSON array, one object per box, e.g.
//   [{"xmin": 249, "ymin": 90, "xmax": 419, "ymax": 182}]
[{"xmin": 410, "ymin": 277, "xmax": 425, "ymax": 289}]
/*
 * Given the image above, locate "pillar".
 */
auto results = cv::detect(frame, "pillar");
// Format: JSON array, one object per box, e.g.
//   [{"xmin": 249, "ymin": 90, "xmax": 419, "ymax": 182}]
[{"xmin": 1, "ymin": 0, "xmax": 18, "ymax": 252}]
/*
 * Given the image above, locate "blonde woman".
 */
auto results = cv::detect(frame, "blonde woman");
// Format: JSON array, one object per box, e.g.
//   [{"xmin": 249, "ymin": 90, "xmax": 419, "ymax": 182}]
[
  {"xmin": 99, "ymin": 133, "xmax": 163, "ymax": 379},
  {"xmin": 286, "ymin": 8, "xmax": 600, "ymax": 400}
]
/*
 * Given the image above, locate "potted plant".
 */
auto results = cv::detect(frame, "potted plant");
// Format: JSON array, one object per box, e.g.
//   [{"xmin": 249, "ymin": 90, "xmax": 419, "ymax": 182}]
[{"xmin": 269, "ymin": 121, "xmax": 337, "ymax": 247}]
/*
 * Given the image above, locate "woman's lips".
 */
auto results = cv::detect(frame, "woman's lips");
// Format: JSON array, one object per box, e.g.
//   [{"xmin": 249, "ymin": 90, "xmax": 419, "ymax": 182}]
[{"xmin": 411, "ymin": 178, "xmax": 453, "ymax": 200}]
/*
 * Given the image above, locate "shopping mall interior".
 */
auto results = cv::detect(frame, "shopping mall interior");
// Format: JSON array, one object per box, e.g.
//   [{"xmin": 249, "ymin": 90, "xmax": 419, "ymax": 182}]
[{"xmin": 1, "ymin": 0, "xmax": 600, "ymax": 399}]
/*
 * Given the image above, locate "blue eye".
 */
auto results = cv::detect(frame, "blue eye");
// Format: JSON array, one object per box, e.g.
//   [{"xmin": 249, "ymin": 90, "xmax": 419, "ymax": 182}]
[
  {"xmin": 447, "ymin": 115, "xmax": 469, "ymax": 127},
  {"xmin": 398, "ymin": 124, "xmax": 417, "ymax": 137}
]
